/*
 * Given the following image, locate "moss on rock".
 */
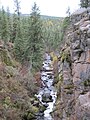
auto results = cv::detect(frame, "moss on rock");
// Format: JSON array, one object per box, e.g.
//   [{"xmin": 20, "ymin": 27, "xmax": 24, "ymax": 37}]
[
  {"xmin": 64, "ymin": 84, "xmax": 74, "ymax": 89},
  {"xmin": 61, "ymin": 51, "xmax": 70, "ymax": 63},
  {"xmin": 84, "ymin": 79, "xmax": 90, "ymax": 86}
]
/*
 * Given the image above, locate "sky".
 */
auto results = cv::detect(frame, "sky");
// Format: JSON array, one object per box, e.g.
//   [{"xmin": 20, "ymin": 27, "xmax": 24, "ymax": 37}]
[{"xmin": 0, "ymin": 0, "xmax": 80, "ymax": 17}]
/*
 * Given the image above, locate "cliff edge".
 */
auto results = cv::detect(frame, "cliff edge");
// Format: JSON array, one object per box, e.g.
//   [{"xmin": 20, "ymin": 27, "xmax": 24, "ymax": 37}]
[{"xmin": 53, "ymin": 7, "xmax": 90, "ymax": 120}]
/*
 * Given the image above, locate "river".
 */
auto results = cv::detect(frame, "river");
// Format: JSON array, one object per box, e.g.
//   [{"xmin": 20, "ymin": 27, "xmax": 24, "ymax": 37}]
[{"xmin": 35, "ymin": 53, "xmax": 57, "ymax": 120}]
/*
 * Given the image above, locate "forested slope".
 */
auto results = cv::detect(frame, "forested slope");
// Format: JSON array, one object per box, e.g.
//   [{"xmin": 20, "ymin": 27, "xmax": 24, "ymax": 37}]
[
  {"xmin": 0, "ymin": 0, "xmax": 90, "ymax": 120},
  {"xmin": 0, "ymin": 2, "xmax": 63, "ymax": 120}
]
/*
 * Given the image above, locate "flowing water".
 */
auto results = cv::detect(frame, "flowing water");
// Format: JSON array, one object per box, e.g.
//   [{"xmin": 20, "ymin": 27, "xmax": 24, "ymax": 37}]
[{"xmin": 35, "ymin": 53, "xmax": 57, "ymax": 120}]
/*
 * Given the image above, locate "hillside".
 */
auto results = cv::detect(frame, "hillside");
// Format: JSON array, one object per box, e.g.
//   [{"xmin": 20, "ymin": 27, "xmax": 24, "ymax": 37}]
[
  {"xmin": 41, "ymin": 15, "xmax": 63, "ymax": 20},
  {"xmin": 0, "ymin": 41, "xmax": 45, "ymax": 120},
  {"xmin": 22, "ymin": 14, "xmax": 63, "ymax": 20}
]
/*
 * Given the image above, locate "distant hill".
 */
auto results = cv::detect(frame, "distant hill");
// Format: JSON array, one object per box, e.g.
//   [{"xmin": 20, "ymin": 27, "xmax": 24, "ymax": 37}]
[
  {"xmin": 21, "ymin": 14, "xmax": 63, "ymax": 20},
  {"xmin": 40, "ymin": 15, "xmax": 63, "ymax": 19}
]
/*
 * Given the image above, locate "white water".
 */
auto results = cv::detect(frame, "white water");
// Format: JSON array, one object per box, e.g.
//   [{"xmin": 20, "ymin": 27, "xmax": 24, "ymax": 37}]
[{"xmin": 35, "ymin": 53, "xmax": 57, "ymax": 120}]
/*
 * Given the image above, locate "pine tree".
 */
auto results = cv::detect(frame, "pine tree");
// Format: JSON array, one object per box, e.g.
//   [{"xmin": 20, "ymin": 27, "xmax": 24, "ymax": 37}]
[
  {"xmin": 13, "ymin": 0, "xmax": 25, "ymax": 62},
  {"xmin": 12, "ymin": 0, "xmax": 21, "ymax": 42},
  {"xmin": 1, "ymin": 6, "xmax": 8, "ymax": 44},
  {"xmin": 11, "ymin": 13, "xmax": 18, "ymax": 42},
  {"xmin": 26, "ymin": 2, "xmax": 43, "ymax": 70},
  {"xmin": 42, "ymin": 19, "xmax": 62, "ymax": 51},
  {"xmin": 6, "ymin": 7, "xmax": 12, "ymax": 41},
  {"xmin": 14, "ymin": 22, "xmax": 25, "ymax": 62},
  {"xmin": 80, "ymin": 0, "xmax": 90, "ymax": 8},
  {"xmin": 13, "ymin": 0, "xmax": 21, "ymax": 17}
]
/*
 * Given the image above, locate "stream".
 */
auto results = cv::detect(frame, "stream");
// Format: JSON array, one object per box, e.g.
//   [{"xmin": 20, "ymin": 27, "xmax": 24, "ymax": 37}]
[{"xmin": 35, "ymin": 53, "xmax": 57, "ymax": 120}]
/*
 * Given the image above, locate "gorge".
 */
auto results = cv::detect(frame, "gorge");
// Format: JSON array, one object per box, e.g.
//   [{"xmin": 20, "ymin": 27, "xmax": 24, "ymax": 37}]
[{"xmin": 0, "ymin": 4, "xmax": 90, "ymax": 120}]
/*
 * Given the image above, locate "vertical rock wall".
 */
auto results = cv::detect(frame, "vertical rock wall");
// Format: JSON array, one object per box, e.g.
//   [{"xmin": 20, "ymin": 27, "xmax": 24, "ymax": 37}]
[{"xmin": 54, "ymin": 8, "xmax": 90, "ymax": 120}]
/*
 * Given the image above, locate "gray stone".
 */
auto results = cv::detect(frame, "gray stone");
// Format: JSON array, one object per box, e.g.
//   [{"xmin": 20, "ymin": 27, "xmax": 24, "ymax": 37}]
[
  {"xmin": 53, "ymin": 7, "xmax": 90, "ymax": 120},
  {"xmin": 42, "ymin": 93, "xmax": 53, "ymax": 103},
  {"xmin": 87, "ymin": 29, "xmax": 90, "ymax": 38},
  {"xmin": 71, "ymin": 40, "xmax": 80, "ymax": 50},
  {"xmin": 86, "ymin": 38, "xmax": 90, "ymax": 48},
  {"xmin": 72, "ymin": 8, "xmax": 87, "ymax": 16}
]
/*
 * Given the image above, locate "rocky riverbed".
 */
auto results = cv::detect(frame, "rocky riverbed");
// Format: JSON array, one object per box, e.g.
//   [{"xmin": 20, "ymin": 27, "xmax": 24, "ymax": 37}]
[{"xmin": 35, "ymin": 53, "xmax": 57, "ymax": 120}]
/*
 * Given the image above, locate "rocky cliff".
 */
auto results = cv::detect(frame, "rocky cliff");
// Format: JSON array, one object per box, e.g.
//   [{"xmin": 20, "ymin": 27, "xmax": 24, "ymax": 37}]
[{"xmin": 53, "ymin": 7, "xmax": 90, "ymax": 120}]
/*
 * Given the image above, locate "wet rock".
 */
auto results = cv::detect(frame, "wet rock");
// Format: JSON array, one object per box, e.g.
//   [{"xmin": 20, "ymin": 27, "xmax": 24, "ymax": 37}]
[
  {"xmin": 36, "ymin": 112, "xmax": 44, "ymax": 120},
  {"xmin": 30, "ymin": 98, "xmax": 35, "ymax": 104},
  {"xmin": 36, "ymin": 53, "xmax": 57, "ymax": 120},
  {"xmin": 48, "ymin": 75, "xmax": 53, "ymax": 79},
  {"xmin": 42, "ymin": 93, "xmax": 53, "ymax": 103},
  {"xmin": 33, "ymin": 101, "xmax": 39, "ymax": 107},
  {"xmin": 43, "ymin": 103, "xmax": 49, "ymax": 107}
]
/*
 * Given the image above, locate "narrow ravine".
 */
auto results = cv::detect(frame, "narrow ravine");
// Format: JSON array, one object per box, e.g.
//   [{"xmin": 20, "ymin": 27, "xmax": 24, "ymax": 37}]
[{"xmin": 35, "ymin": 53, "xmax": 57, "ymax": 120}]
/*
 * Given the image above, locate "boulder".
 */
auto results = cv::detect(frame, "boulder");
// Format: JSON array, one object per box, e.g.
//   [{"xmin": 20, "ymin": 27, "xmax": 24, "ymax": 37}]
[
  {"xmin": 42, "ymin": 93, "xmax": 53, "ymax": 103},
  {"xmin": 76, "ymin": 92, "xmax": 90, "ymax": 120}
]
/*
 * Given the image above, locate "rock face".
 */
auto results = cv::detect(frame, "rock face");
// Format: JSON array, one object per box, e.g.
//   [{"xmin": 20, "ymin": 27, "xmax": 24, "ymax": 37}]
[{"xmin": 54, "ymin": 7, "xmax": 90, "ymax": 120}]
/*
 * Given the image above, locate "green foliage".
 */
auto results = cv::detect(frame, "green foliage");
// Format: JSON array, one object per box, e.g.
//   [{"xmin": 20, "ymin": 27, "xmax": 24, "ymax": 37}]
[
  {"xmin": 14, "ymin": 37, "xmax": 25, "ymax": 63},
  {"xmin": 11, "ymin": 13, "xmax": 18, "ymax": 42},
  {"xmin": 14, "ymin": 16, "xmax": 26, "ymax": 63},
  {"xmin": 60, "ymin": 17, "xmax": 70, "ymax": 41},
  {"xmin": 13, "ymin": 0, "xmax": 21, "ymax": 16},
  {"xmin": 1, "ymin": 7, "xmax": 8, "ymax": 44},
  {"xmin": 4, "ymin": 96, "xmax": 11, "ymax": 106},
  {"xmin": 80, "ymin": 0, "xmax": 90, "ymax": 8},
  {"xmin": 11, "ymin": 0, "xmax": 21, "ymax": 42},
  {"xmin": 6, "ymin": 7, "xmax": 12, "ymax": 42},
  {"xmin": 0, "ymin": 2, "xmax": 64, "ymax": 71},
  {"xmin": 0, "ymin": 49, "xmax": 13, "ymax": 66},
  {"xmin": 25, "ymin": 2, "xmax": 43, "ymax": 71},
  {"xmin": 66, "ymin": 90, "xmax": 73, "ymax": 94},
  {"xmin": 13, "ymin": 0, "xmax": 27, "ymax": 63},
  {"xmin": 61, "ymin": 51, "xmax": 70, "ymax": 62},
  {"xmin": 84, "ymin": 79, "xmax": 90, "ymax": 86},
  {"xmin": 42, "ymin": 18, "xmax": 63, "ymax": 51},
  {"xmin": 64, "ymin": 84, "xmax": 74, "ymax": 89}
]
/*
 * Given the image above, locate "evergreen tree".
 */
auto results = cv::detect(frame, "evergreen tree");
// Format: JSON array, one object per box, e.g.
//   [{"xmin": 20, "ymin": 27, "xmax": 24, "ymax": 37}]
[
  {"xmin": 42, "ymin": 19, "xmax": 62, "ymax": 51},
  {"xmin": 12, "ymin": 0, "xmax": 21, "ymax": 42},
  {"xmin": 13, "ymin": 0, "xmax": 21, "ymax": 17},
  {"xmin": 14, "ymin": 21, "xmax": 25, "ymax": 62},
  {"xmin": 6, "ymin": 7, "xmax": 12, "ymax": 41},
  {"xmin": 11, "ymin": 13, "xmax": 18, "ymax": 42},
  {"xmin": 80, "ymin": 0, "xmax": 90, "ymax": 8},
  {"xmin": 1, "ymin": 6, "xmax": 8, "ymax": 44},
  {"xmin": 26, "ymin": 2, "xmax": 43, "ymax": 70},
  {"xmin": 13, "ymin": 0, "xmax": 25, "ymax": 62}
]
